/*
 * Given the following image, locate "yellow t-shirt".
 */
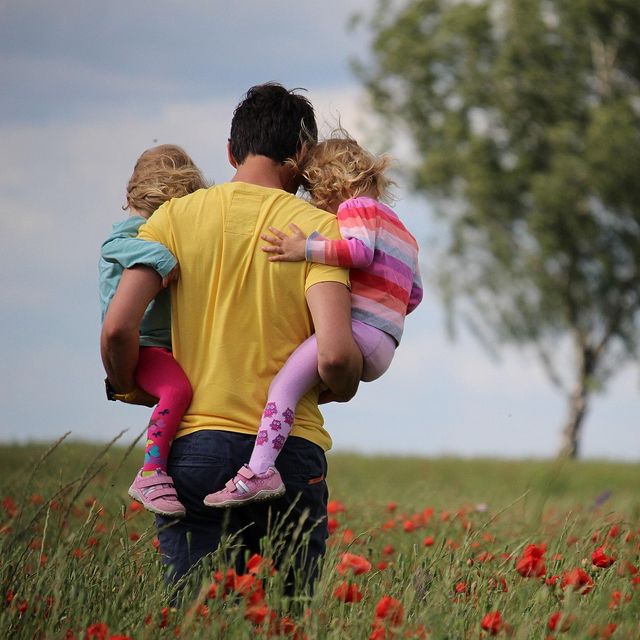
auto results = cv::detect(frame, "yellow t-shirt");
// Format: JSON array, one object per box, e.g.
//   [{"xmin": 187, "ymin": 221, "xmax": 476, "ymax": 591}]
[{"xmin": 138, "ymin": 182, "xmax": 349, "ymax": 451}]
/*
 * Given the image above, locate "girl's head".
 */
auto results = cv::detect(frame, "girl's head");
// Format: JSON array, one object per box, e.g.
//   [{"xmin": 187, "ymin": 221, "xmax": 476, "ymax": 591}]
[
  {"xmin": 295, "ymin": 131, "xmax": 396, "ymax": 212},
  {"xmin": 125, "ymin": 144, "xmax": 208, "ymax": 217}
]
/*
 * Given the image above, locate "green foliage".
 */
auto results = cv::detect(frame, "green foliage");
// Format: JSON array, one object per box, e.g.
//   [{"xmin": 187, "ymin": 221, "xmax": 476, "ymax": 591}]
[
  {"xmin": 361, "ymin": 0, "xmax": 640, "ymax": 449},
  {"xmin": 2, "ymin": 441, "xmax": 640, "ymax": 638}
]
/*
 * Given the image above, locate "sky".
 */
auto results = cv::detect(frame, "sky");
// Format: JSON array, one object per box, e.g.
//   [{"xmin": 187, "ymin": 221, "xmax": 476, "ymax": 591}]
[{"xmin": 1, "ymin": 0, "xmax": 638, "ymax": 459}]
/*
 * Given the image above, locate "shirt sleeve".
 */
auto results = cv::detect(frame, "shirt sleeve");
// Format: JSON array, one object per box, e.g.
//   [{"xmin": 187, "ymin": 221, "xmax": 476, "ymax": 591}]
[
  {"xmin": 100, "ymin": 234, "xmax": 177, "ymax": 278},
  {"xmin": 304, "ymin": 200, "xmax": 377, "ymax": 269},
  {"xmin": 137, "ymin": 203, "xmax": 176, "ymax": 254},
  {"xmin": 407, "ymin": 263, "xmax": 424, "ymax": 314},
  {"xmin": 304, "ymin": 215, "xmax": 350, "ymax": 292}
]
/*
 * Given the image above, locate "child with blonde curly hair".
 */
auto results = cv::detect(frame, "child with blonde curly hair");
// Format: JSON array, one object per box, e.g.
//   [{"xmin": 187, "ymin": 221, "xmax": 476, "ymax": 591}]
[
  {"xmin": 204, "ymin": 133, "xmax": 423, "ymax": 508},
  {"xmin": 100, "ymin": 144, "xmax": 207, "ymax": 517}
]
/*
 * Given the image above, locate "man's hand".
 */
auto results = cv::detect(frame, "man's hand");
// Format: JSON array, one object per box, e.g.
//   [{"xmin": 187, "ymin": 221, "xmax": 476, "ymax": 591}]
[
  {"xmin": 162, "ymin": 262, "xmax": 180, "ymax": 288},
  {"xmin": 128, "ymin": 388, "xmax": 159, "ymax": 408},
  {"xmin": 261, "ymin": 224, "xmax": 307, "ymax": 262},
  {"xmin": 306, "ymin": 282, "xmax": 362, "ymax": 401},
  {"xmin": 101, "ymin": 265, "xmax": 162, "ymax": 394}
]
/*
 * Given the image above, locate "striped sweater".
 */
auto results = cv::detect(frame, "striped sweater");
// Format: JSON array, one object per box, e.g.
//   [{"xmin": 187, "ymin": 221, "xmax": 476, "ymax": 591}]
[{"xmin": 305, "ymin": 196, "xmax": 423, "ymax": 343}]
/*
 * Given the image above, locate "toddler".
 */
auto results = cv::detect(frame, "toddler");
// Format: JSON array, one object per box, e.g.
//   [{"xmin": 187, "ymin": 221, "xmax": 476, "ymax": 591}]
[
  {"xmin": 100, "ymin": 144, "xmax": 207, "ymax": 517},
  {"xmin": 204, "ymin": 134, "xmax": 423, "ymax": 508}
]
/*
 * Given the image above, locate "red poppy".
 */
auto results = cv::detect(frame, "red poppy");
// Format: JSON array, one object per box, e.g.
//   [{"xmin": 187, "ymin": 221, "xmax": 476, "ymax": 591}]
[
  {"xmin": 561, "ymin": 568, "xmax": 593, "ymax": 594},
  {"xmin": 592, "ymin": 547, "xmax": 616, "ymax": 568},
  {"xmin": 489, "ymin": 575, "xmax": 508, "ymax": 592},
  {"xmin": 516, "ymin": 544, "xmax": 546, "ymax": 578},
  {"xmin": 383, "ymin": 545, "xmax": 395, "ymax": 556},
  {"xmin": 387, "ymin": 502, "xmax": 398, "ymax": 512},
  {"xmin": 480, "ymin": 611, "xmax": 503, "ymax": 636},
  {"xmin": 246, "ymin": 553, "xmax": 276, "ymax": 576},
  {"xmin": 337, "ymin": 553, "xmax": 371, "ymax": 576},
  {"xmin": 423, "ymin": 537, "xmax": 435, "ymax": 547},
  {"xmin": 333, "ymin": 581, "xmax": 363, "ymax": 603},
  {"xmin": 375, "ymin": 596, "xmax": 404, "ymax": 627},
  {"xmin": 548, "ymin": 612, "xmax": 574, "ymax": 632},
  {"xmin": 129, "ymin": 533, "xmax": 140, "ymax": 542},
  {"xmin": 327, "ymin": 500, "xmax": 346, "ymax": 515},
  {"xmin": 86, "ymin": 623, "xmax": 109, "ymax": 640},
  {"xmin": 617, "ymin": 561, "xmax": 638, "ymax": 576},
  {"xmin": 403, "ymin": 520, "xmax": 416, "ymax": 533},
  {"xmin": 327, "ymin": 518, "xmax": 339, "ymax": 535},
  {"xmin": 377, "ymin": 562, "xmax": 388, "ymax": 570}
]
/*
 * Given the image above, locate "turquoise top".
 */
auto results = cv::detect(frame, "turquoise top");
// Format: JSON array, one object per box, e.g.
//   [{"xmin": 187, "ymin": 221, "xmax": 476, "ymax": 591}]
[{"xmin": 99, "ymin": 215, "xmax": 177, "ymax": 349}]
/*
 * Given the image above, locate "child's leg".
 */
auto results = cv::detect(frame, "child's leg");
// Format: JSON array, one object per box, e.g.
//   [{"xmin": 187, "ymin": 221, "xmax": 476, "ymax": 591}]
[
  {"xmin": 135, "ymin": 347, "xmax": 192, "ymax": 475},
  {"xmin": 248, "ymin": 335, "xmax": 321, "ymax": 474},
  {"xmin": 351, "ymin": 320, "xmax": 396, "ymax": 382}
]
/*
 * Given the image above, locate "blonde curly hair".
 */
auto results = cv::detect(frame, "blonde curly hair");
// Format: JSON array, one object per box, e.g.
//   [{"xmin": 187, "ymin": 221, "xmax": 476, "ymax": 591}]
[
  {"xmin": 125, "ymin": 144, "xmax": 208, "ymax": 216},
  {"xmin": 293, "ymin": 131, "xmax": 396, "ymax": 211}
]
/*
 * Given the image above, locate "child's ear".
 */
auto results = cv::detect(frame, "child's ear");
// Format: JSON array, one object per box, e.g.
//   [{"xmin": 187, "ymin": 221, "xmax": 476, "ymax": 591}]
[{"xmin": 227, "ymin": 142, "xmax": 238, "ymax": 168}]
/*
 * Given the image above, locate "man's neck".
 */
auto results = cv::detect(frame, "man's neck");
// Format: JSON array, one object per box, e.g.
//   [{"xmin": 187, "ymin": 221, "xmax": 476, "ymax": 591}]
[{"xmin": 231, "ymin": 155, "xmax": 297, "ymax": 194}]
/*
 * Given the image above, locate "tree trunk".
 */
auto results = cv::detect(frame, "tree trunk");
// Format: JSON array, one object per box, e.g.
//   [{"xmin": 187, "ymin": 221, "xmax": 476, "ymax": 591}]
[
  {"xmin": 557, "ymin": 377, "xmax": 589, "ymax": 458},
  {"xmin": 558, "ymin": 339, "xmax": 596, "ymax": 458}
]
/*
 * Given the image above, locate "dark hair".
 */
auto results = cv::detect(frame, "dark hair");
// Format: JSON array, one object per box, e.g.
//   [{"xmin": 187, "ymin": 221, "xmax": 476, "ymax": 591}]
[{"xmin": 229, "ymin": 82, "xmax": 318, "ymax": 165}]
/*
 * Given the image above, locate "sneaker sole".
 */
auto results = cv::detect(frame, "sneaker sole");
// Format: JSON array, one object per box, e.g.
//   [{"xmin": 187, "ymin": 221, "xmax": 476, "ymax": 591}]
[
  {"xmin": 128, "ymin": 488, "xmax": 186, "ymax": 518},
  {"xmin": 203, "ymin": 485, "xmax": 286, "ymax": 509}
]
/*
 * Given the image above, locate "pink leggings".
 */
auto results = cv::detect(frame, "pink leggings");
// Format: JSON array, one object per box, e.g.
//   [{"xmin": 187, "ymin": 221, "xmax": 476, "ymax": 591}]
[
  {"xmin": 135, "ymin": 347, "xmax": 192, "ymax": 474},
  {"xmin": 248, "ymin": 320, "xmax": 395, "ymax": 474}
]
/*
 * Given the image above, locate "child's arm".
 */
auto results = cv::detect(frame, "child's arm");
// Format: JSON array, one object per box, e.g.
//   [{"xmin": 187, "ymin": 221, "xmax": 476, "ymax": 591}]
[
  {"xmin": 261, "ymin": 209, "xmax": 377, "ymax": 269},
  {"xmin": 101, "ymin": 234, "xmax": 178, "ymax": 286},
  {"xmin": 407, "ymin": 264, "xmax": 424, "ymax": 314}
]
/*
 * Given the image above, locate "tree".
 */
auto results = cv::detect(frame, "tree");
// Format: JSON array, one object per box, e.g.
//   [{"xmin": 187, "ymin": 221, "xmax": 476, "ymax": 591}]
[{"xmin": 360, "ymin": 0, "xmax": 640, "ymax": 456}]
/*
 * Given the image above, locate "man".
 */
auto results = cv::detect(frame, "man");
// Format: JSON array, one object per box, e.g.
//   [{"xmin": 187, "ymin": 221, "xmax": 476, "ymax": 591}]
[{"xmin": 101, "ymin": 83, "xmax": 362, "ymax": 586}]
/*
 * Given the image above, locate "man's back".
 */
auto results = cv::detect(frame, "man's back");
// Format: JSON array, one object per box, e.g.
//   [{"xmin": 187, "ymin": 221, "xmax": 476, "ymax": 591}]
[{"xmin": 139, "ymin": 181, "xmax": 348, "ymax": 450}]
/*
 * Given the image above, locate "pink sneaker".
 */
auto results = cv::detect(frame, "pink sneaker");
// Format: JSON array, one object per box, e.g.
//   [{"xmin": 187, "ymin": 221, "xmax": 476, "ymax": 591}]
[
  {"xmin": 128, "ymin": 469, "xmax": 186, "ymax": 518},
  {"xmin": 203, "ymin": 465, "xmax": 285, "ymax": 508}
]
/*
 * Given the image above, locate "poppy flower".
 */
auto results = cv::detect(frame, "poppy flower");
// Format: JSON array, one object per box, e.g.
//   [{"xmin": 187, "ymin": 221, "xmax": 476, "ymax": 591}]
[
  {"xmin": 327, "ymin": 500, "xmax": 345, "ymax": 515},
  {"xmin": 480, "ymin": 611, "xmax": 503, "ymax": 636},
  {"xmin": 387, "ymin": 502, "xmax": 398, "ymax": 512},
  {"xmin": 592, "ymin": 547, "xmax": 616, "ymax": 568},
  {"xmin": 516, "ymin": 544, "xmax": 546, "ymax": 578},
  {"xmin": 383, "ymin": 545, "xmax": 395, "ymax": 556},
  {"xmin": 423, "ymin": 537, "xmax": 435, "ymax": 547},
  {"xmin": 375, "ymin": 595, "xmax": 404, "ymax": 627},
  {"xmin": 548, "ymin": 612, "xmax": 575, "ymax": 632},
  {"xmin": 561, "ymin": 568, "xmax": 593, "ymax": 594},
  {"xmin": 338, "ymin": 553, "xmax": 371, "ymax": 576},
  {"xmin": 617, "ymin": 561, "xmax": 638, "ymax": 577},
  {"xmin": 333, "ymin": 581, "xmax": 363, "ymax": 603},
  {"xmin": 246, "ymin": 553, "xmax": 276, "ymax": 576},
  {"xmin": 327, "ymin": 518, "xmax": 339, "ymax": 535},
  {"xmin": 85, "ymin": 623, "xmax": 109, "ymax": 640}
]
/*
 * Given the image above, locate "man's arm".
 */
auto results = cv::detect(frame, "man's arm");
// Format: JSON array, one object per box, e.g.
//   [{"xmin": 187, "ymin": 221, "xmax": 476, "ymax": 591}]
[
  {"xmin": 306, "ymin": 282, "xmax": 362, "ymax": 402},
  {"xmin": 101, "ymin": 265, "xmax": 162, "ymax": 403}
]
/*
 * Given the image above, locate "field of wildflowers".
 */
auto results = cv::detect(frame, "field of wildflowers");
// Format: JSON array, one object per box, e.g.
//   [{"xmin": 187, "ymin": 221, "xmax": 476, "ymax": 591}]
[{"xmin": 2, "ymin": 437, "xmax": 640, "ymax": 639}]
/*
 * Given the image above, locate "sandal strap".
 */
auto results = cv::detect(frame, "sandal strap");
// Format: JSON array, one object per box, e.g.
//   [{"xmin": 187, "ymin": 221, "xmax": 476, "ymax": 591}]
[
  {"xmin": 137, "ymin": 474, "xmax": 175, "ymax": 489},
  {"xmin": 147, "ymin": 488, "xmax": 179, "ymax": 501},
  {"xmin": 237, "ymin": 465, "xmax": 254, "ymax": 480},
  {"xmin": 224, "ymin": 466, "xmax": 254, "ymax": 493}
]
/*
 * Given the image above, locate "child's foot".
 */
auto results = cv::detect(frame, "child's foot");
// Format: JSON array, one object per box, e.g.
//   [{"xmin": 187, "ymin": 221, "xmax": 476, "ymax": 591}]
[
  {"xmin": 203, "ymin": 465, "xmax": 285, "ymax": 508},
  {"xmin": 128, "ymin": 469, "xmax": 186, "ymax": 518}
]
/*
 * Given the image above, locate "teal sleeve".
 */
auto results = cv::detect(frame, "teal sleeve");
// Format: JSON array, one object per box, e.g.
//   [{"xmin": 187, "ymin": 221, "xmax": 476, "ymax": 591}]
[{"xmin": 100, "ymin": 235, "xmax": 177, "ymax": 278}]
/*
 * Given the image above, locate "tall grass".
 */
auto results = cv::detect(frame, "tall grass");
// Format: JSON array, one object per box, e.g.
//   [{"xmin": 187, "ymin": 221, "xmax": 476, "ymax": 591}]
[{"xmin": 2, "ymin": 440, "xmax": 640, "ymax": 638}]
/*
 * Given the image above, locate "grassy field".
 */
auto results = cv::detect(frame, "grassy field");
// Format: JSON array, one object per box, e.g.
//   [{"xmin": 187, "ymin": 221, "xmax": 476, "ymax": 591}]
[{"xmin": 2, "ymin": 438, "xmax": 640, "ymax": 639}]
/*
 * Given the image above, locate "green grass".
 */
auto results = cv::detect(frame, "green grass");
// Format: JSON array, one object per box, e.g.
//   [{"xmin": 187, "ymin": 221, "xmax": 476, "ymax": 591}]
[{"xmin": 2, "ymin": 438, "xmax": 640, "ymax": 639}]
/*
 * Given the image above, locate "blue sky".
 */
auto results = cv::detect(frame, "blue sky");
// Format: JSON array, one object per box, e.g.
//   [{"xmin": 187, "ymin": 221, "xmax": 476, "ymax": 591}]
[{"xmin": 1, "ymin": 0, "xmax": 638, "ymax": 459}]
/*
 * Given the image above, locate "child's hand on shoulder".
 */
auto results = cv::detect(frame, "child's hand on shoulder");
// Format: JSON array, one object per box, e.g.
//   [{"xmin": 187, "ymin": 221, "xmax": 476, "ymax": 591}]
[
  {"xmin": 162, "ymin": 262, "xmax": 180, "ymax": 288},
  {"xmin": 261, "ymin": 224, "xmax": 307, "ymax": 262}
]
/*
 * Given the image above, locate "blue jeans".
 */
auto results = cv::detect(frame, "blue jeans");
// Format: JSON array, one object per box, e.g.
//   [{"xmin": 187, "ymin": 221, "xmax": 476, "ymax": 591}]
[{"xmin": 155, "ymin": 430, "xmax": 329, "ymax": 588}]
